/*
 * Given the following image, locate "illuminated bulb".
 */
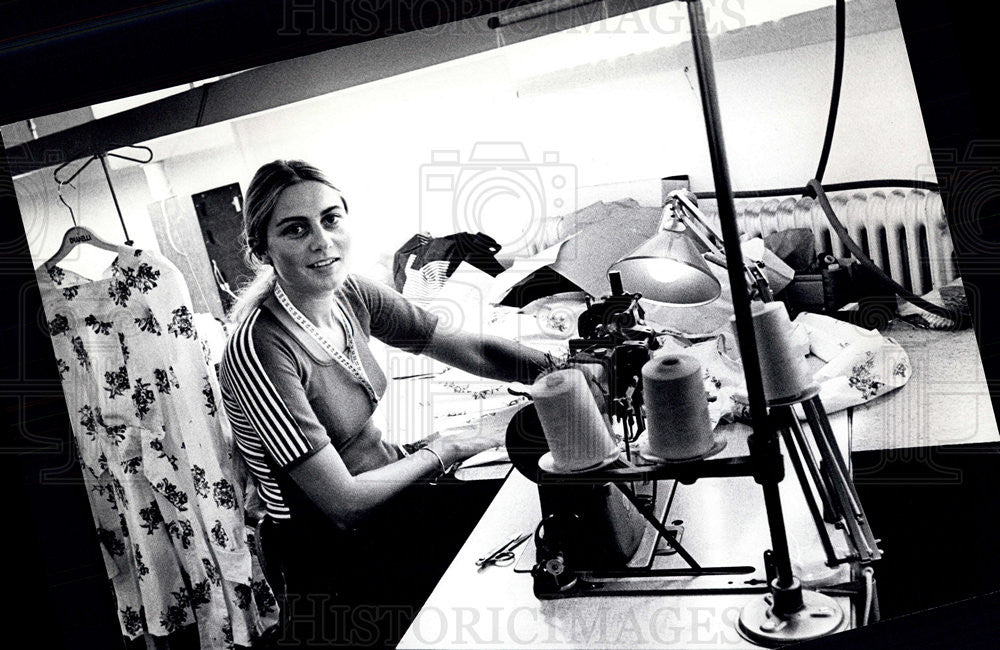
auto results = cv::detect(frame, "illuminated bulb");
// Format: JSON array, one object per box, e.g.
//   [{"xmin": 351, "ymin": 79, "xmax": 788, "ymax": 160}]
[{"xmin": 643, "ymin": 259, "xmax": 687, "ymax": 284}]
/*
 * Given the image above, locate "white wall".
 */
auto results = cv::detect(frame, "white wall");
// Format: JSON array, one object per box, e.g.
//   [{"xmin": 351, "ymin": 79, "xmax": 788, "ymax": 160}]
[
  {"xmin": 511, "ymin": 26, "xmax": 930, "ymax": 199},
  {"xmin": 220, "ymin": 22, "xmax": 931, "ymax": 266},
  {"xmin": 15, "ymin": 5, "xmax": 933, "ymax": 280},
  {"xmin": 229, "ymin": 53, "xmax": 524, "ymax": 272}
]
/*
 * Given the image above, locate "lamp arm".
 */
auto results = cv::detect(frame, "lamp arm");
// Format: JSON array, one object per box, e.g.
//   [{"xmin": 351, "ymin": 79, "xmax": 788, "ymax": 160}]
[
  {"xmin": 746, "ymin": 264, "xmax": 774, "ymax": 302},
  {"xmin": 668, "ymin": 194, "xmax": 774, "ymax": 302},
  {"xmin": 666, "ymin": 189, "xmax": 725, "ymax": 253}
]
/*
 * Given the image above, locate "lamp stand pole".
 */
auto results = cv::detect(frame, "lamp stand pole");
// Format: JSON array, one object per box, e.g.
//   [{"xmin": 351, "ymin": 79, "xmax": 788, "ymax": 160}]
[{"xmin": 683, "ymin": 1, "xmax": 844, "ymax": 644}]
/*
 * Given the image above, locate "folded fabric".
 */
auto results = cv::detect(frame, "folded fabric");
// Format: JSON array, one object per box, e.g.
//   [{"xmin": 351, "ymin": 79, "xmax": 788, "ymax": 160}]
[
  {"xmin": 393, "ymin": 231, "xmax": 505, "ymax": 296},
  {"xmin": 763, "ymin": 227, "xmax": 817, "ymax": 273},
  {"xmin": 742, "ymin": 238, "xmax": 795, "ymax": 294},
  {"xmin": 490, "ymin": 199, "xmax": 662, "ymax": 307},
  {"xmin": 651, "ymin": 312, "xmax": 911, "ymax": 426},
  {"xmin": 491, "ymin": 235, "xmax": 583, "ymax": 308},
  {"xmin": 520, "ymin": 291, "xmax": 589, "ymax": 339},
  {"xmin": 792, "ymin": 312, "xmax": 911, "ymax": 416}
]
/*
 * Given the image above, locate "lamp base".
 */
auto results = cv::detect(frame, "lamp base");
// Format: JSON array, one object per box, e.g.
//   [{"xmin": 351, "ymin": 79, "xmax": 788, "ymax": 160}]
[{"xmin": 738, "ymin": 588, "xmax": 845, "ymax": 647}]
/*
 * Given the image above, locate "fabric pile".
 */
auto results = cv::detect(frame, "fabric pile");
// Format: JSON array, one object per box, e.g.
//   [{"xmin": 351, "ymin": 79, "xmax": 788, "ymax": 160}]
[{"xmin": 654, "ymin": 311, "xmax": 911, "ymax": 427}]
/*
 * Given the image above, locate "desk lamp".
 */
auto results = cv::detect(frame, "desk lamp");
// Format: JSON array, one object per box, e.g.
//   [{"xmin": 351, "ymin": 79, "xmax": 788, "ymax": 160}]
[
  {"xmin": 609, "ymin": 189, "xmax": 773, "ymax": 305},
  {"xmin": 606, "ymin": 210, "xmax": 722, "ymax": 306}
]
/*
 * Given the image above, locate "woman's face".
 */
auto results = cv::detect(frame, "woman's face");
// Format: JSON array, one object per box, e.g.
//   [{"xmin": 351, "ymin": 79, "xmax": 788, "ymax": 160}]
[{"xmin": 264, "ymin": 180, "xmax": 351, "ymax": 298}]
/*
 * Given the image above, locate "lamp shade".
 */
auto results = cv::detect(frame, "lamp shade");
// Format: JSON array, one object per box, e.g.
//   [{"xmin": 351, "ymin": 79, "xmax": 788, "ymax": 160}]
[{"xmin": 608, "ymin": 227, "xmax": 722, "ymax": 306}]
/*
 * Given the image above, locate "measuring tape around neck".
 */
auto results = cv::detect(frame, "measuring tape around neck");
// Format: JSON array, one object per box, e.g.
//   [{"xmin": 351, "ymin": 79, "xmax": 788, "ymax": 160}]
[{"xmin": 274, "ymin": 283, "xmax": 378, "ymax": 406}]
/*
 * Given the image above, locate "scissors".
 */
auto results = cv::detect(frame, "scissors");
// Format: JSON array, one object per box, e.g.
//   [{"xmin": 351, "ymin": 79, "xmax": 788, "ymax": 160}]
[{"xmin": 476, "ymin": 532, "xmax": 531, "ymax": 569}]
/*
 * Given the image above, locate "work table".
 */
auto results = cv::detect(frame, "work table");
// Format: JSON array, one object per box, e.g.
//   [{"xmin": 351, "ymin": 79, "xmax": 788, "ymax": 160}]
[
  {"xmin": 399, "ymin": 416, "xmax": 854, "ymax": 649},
  {"xmin": 398, "ymin": 324, "xmax": 995, "ymax": 648}
]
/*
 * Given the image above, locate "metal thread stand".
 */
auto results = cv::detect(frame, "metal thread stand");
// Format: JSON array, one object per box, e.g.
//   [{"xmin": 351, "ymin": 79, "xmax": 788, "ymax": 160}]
[
  {"xmin": 534, "ymin": 394, "xmax": 879, "ymax": 598},
  {"xmin": 687, "ymin": 0, "xmax": 857, "ymax": 642}
]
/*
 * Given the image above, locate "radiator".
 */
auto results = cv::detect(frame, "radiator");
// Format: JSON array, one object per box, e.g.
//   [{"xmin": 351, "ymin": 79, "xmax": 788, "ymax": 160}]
[{"xmin": 697, "ymin": 189, "xmax": 955, "ymax": 295}]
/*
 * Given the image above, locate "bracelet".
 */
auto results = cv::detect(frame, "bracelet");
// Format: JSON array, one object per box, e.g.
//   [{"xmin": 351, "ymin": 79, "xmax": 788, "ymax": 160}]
[
  {"xmin": 420, "ymin": 446, "xmax": 447, "ymax": 474},
  {"xmin": 533, "ymin": 351, "xmax": 567, "ymax": 382}
]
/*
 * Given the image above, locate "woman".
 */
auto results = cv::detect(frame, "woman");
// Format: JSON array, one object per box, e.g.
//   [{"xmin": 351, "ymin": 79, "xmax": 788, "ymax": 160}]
[{"xmin": 218, "ymin": 160, "xmax": 554, "ymax": 647}]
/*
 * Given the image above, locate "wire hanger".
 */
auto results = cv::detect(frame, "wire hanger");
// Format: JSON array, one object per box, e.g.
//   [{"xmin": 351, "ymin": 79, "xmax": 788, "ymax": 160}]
[
  {"xmin": 56, "ymin": 179, "xmax": 78, "ymax": 228},
  {"xmin": 52, "ymin": 144, "xmax": 154, "ymax": 185},
  {"xmin": 52, "ymin": 144, "xmax": 154, "ymax": 247},
  {"xmin": 44, "ymin": 178, "xmax": 121, "ymax": 271}
]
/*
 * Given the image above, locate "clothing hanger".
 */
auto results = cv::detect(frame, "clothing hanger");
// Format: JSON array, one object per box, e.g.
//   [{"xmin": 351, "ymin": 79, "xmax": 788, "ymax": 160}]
[
  {"xmin": 52, "ymin": 144, "xmax": 154, "ymax": 186},
  {"xmin": 44, "ymin": 179, "xmax": 120, "ymax": 271},
  {"xmin": 51, "ymin": 144, "xmax": 154, "ymax": 247}
]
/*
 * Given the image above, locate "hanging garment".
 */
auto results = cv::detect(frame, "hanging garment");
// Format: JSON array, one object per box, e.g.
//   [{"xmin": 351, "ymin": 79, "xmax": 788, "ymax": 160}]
[
  {"xmin": 36, "ymin": 246, "xmax": 278, "ymax": 648},
  {"xmin": 392, "ymin": 232, "xmax": 505, "ymax": 300}
]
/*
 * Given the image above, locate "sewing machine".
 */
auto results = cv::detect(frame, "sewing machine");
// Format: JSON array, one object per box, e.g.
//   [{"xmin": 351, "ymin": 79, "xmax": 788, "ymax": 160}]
[
  {"xmin": 506, "ymin": 273, "xmax": 880, "ymax": 620},
  {"xmin": 506, "ymin": 274, "xmax": 667, "ymax": 596}
]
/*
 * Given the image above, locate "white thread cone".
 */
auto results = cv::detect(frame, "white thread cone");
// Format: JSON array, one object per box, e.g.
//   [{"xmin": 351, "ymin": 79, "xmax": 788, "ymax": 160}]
[
  {"xmin": 642, "ymin": 354, "xmax": 714, "ymax": 459},
  {"xmin": 531, "ymin": 368, "xmax": 617, "ymax": 471}
]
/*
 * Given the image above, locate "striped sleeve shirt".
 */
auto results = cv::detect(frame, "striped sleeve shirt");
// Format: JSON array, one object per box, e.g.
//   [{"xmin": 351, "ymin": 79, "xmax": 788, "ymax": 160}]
[{"xmin": 219, "ymin": 274, "xmax": 438, "ymax": 520}]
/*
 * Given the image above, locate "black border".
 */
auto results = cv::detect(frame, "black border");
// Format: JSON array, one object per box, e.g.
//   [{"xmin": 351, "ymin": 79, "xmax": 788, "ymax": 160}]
[{"xmin": 2, "ymin": 1, "xmax": 999, "ymax": 647}]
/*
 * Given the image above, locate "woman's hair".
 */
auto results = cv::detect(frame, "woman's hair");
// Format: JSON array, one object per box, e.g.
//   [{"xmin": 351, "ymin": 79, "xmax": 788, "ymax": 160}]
[{"xmin": 229, "ymin": 160, "xmax": 345, "ymax": 323}]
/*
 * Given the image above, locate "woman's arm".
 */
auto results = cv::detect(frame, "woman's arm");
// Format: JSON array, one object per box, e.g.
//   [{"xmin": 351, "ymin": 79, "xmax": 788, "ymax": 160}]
[
  {"xmin": 422, "ymin": 322, "xmax": 611, "ymax": 414},
  {"xmin": 289, "ymin": 328, "xmax": 601, "ymax": 530},
  {"xmin": 287, "ymin": 423, "xmax": 504, "ymax": 530},
  {"xmin": 351, "ymin": 274, "xmax": 551, "ymax": 383},
  {"xmin": 422, "ymin": 325, "xmax": 552, "ymax": 383},
  {"xmin": 222, "ymin": 314, "xmax": 507, "ymax": 532}
]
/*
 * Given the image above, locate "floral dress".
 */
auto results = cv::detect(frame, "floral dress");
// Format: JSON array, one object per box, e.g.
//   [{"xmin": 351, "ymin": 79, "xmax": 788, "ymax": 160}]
[{"xmin": 36, "ymin": 246, "xmax": 278, "ymax": 648}]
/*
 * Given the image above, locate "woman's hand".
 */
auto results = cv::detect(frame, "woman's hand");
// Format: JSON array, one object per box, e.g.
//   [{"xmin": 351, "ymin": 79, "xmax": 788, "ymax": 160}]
[{"xmin": 429, "ymin": 422, "xmax": 507, "ymax": 467}]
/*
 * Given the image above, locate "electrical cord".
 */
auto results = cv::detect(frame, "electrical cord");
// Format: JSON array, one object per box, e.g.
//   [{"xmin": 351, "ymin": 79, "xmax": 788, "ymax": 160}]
[
  {"xmin": 805, "ymin": 179, "xmax": 965, "ymax": 325},
  {"xmin": 685, "ymin": 3, "xmax": 959, "ymax": 327},
  {"xmin": 862, "ymin": 566, "xmax": 875, "ymax": 626},
  {"xmin": 692, "ymin": 1, "xmax": 938, "ymax": 200},
  {"xmin": 814, "ymin": 0, "xmax": 846, "ymax": 183},
  {"xmin": 693, "ymin": 178, "xmax": 940, "ymax": 202}
]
